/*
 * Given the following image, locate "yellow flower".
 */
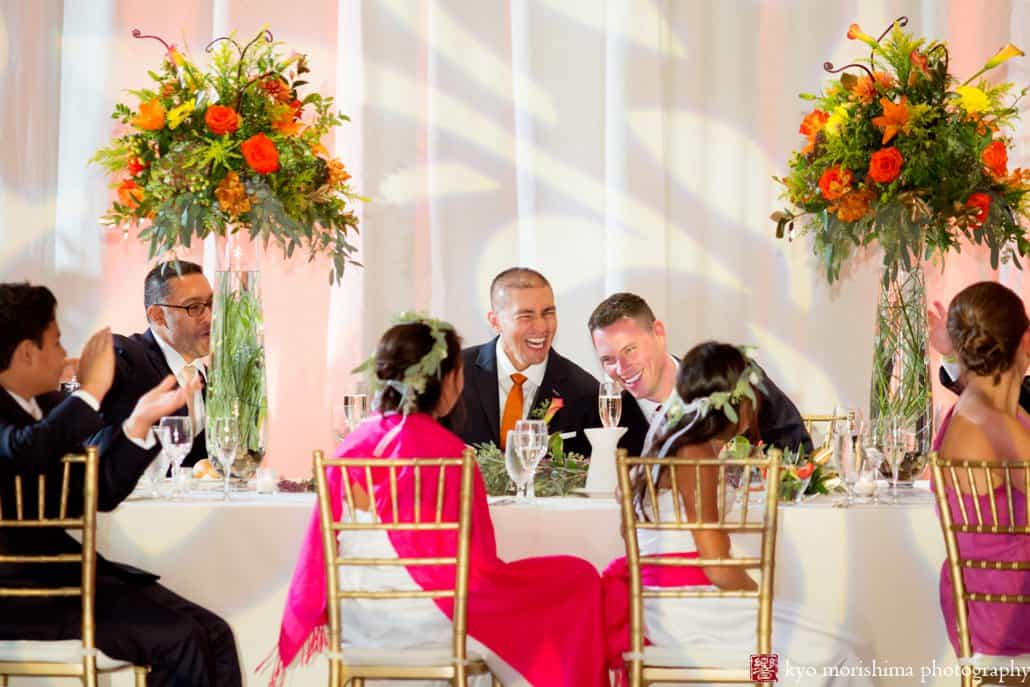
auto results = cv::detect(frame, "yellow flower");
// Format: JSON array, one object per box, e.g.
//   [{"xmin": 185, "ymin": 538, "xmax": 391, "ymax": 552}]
[
  {"xmin": 166, "ymin": 101, "xmax": 195, "ymax": 130},
  {"xmin": 955, "ymin": 86, "xmax": 990, "ymax": 114},
  {"xmin": 824, "ymin": 105, "xmax": 850, "ymax": 136},
  {"xmin": 984, "ymin": 43, "xmax": 1024, "ymax": 70}
]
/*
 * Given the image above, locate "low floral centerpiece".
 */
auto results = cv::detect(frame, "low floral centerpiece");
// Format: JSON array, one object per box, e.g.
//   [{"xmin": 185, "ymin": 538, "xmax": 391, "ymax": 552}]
[
  {"xmin": 92, "ymin": 28, "xmax": 364, "ymax": 475},
  {"xmin": 772, "ymin": 18, "xmax": 1028, "ymax": 451}
]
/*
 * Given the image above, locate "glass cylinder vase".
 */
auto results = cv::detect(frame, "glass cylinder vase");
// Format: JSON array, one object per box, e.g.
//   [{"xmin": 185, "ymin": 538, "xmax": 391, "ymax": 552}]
[
  {"xmin": 870, "ymin": 262, "xmax": 933, "ymax": 484},
  {"xmin": 206, "ymin": 228, "xmax": 268, "ymax": 481}
]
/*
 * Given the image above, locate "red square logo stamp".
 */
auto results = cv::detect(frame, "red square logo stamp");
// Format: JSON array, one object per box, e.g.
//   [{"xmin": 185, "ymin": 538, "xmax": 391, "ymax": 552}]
[{"xmin": 750, "ymin": 653, "xmax": 779, "ymax": 682}]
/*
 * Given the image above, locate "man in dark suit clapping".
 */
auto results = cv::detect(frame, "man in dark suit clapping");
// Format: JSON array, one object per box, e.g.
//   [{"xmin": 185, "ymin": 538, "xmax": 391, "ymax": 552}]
[
  {"xmin": 445, "ymin": 268, "xmax": 601, "ymax": 456},
  {"xmin": 92, "ymin": 261, "xmax": 212, "ymax": 467},
  {"xmin": 588, "ymin": 292, "xmax": 813, "ymax": 455},
  {"xmin": 0, "ymin": 282, "xmax": 241, "ymax": 686}
]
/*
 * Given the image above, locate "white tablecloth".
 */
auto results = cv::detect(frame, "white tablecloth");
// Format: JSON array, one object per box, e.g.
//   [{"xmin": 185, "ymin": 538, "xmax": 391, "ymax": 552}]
[{"xmin": 12, "ymin": 489, "xmax": 959, "ymax": 686}]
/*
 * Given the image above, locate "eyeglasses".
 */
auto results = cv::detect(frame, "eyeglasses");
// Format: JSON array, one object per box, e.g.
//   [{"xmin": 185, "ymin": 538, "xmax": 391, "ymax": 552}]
[{"xmin": 156, "ymin": 299, "xmax": 213, "ymax": 318}]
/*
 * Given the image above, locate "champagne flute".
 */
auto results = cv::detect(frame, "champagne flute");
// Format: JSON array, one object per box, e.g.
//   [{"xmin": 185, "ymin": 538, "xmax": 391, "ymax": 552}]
[
  {"xmin": 599, "ymin": 379, "xmax": 623, "ymax": 428},
  {"xmin": 512, "ymin": 420, "xmax": 548, "ymax": 504},
  {"xmin": 158, "ymin": 417, "xmax": 193, "ymax": 497},
  {"xmin": 834, "ymin": 413, "xmax": 865, "ymax": 506},
  {"xmin": 209, "ymin": 416, "xmax": 239, "ymax": 501}
]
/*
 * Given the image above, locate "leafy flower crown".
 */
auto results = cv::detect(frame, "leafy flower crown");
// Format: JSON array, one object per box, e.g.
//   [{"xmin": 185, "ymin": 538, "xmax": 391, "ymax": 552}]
[
  {"xmin": 646, "ymin": 346, "xmax": 767, "ymax": 458},
  {"xmin": 352, "ymin": 311, "xmax": 454, "ymax": 415}
]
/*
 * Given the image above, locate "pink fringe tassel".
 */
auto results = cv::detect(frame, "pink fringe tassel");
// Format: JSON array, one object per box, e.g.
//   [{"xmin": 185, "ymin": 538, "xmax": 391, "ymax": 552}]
[{"xmin": 255, "ymin": 625, "xmax": 328, "ymax": 687}]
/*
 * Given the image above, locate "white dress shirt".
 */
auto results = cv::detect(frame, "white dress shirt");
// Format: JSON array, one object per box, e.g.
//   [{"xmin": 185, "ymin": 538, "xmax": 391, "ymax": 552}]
[
  {"xmin": 4, "ymin": 387, "xmax": 154, "ymax": 449},
  {"xmin": 495, "ymin": 337, "xmax": 548, "ymax": 420},
  {"xmin": 151, "ymin": 328, "xmax": 206, "ymax": 438}
]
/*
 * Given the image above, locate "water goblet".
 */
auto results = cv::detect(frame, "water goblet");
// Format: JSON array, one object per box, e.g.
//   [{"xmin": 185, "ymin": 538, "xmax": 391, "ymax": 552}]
[
  {"xmin": 599, "ymin": 379, "xmax": 623, "ymax": 428},
  {"xmin": 209, "ymin": 416, "xmax": 240, "ymax": 501},
  {"xmin": 158, "ymin": 417, "xmax": 193, "ymax": 497},
  {"xmin": 503, "ymin": 431, "xmax": 532, "ymax": 502},
  {"xmin": 512, "ymin": 420, "xmax": 548, "ymax": 504}
]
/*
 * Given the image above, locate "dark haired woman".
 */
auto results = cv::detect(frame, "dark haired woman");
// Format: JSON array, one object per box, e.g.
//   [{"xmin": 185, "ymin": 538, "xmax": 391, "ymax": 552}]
[
  {"xmin": 268, "ymin": 315, "xmax": 607, "ymax": 686},
  {"xmin": 933, "ymin": 281, "xmax": 1030, "ymax": 657},
  {"xmin": 604, "ymin": 342, "xmax": 869, "ymax": 686}
]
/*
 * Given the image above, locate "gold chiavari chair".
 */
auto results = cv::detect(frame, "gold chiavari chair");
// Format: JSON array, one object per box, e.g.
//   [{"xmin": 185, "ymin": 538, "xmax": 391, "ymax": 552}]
[
  {"xmin": 0, "ymin": 448, "xmax": 148, "ymax": 687},
  {"xmin": 930, "ymin": 454, "xmax": 1030, "ymax": 687},
  {"xmin": 616, "ymin": 448, "xmax": 782, "ymax": 687},
  {"xmin": 801, "ymin": 413, "xmax": 849, "ymax": 448},
  {"xmin": 314, "ymin": 448, "xmax": 500, "ymax": 687}
]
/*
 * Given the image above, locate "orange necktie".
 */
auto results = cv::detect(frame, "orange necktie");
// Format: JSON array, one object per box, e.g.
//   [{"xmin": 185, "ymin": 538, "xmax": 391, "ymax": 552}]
[{"xmin": 500, "ymin": 373, "xmax": 527, "ymax": 449}]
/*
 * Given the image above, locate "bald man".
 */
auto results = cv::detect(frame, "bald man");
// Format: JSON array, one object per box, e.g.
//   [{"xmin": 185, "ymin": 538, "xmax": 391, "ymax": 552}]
[{"xmin": 444, "ymin": 267, "xmax": 601, "ymax": 457}]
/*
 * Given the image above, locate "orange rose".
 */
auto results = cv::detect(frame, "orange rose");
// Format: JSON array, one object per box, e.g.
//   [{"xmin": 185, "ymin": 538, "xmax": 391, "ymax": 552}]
[
  {"xmin": 117, "ymin": 179, "xmax": 143, "ymax": 209},
  {"xmin": 126, "ymin": 157, "xmax": 147, "ymax": 177},
  {"xmin": 867, "ymin": 147, "xmax": 904, "ymax": 184},
  {"xmin": 818, "ymin": 166, "xmax": 853, "ymax": 201},
  {"xmin": 240, "ymin": 133, "xmax": 280, "ymax": 174},
  {"xmin": 205, "ymin": 105, "xmax": 239, "ymax": 135},
  {"xmin": 131, "ymin": 100, "xmax": 166, "ymax": 131},
  {"xmin": 965, "ymin": 193, "xmax": 991, "ymax": 226},
  {"xmin": 982, "ymin": 140, "xmax": 1008, "ymax": 177}
]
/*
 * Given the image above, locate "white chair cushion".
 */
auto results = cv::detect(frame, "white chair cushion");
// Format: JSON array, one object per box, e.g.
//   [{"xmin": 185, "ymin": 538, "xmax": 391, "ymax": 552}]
[
  {"xmin": 0, "ymin": 640, "xmax": 132, "ymax": 671},
  {"xmin": 970, "ymin": 653, "xmax": 1030, "ymax": 669},
  {"xmin": 640, "ymin": 644, "xmax": 749, "ymax": 670},
  {"xmin": 339, "ymin": 646, "xmax": 486, "ymax": 667}
]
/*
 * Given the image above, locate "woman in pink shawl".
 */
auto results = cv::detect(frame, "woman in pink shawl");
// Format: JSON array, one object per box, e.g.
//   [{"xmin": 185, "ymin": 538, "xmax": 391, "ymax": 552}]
[
  {"xmin": 268, "ymin": 314, "xmax": 607, "ymax": 686},
  {"xmin": 932, "ymin": 282, "xmax": 1030, "ymax": 657}
]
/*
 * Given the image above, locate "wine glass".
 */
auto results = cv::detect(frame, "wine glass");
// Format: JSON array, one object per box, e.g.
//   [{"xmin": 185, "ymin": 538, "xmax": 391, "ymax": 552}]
[
  {"xmin": 599, "ymin": 379, "xmax": 623, "ymax": 428},
  {"xmin": 503, "ymin": 431, "xmax": 530, "ymax": 503},
  {"xmin": 143, "ymin": 425, "xmax": 173, "ymax": 498},
  {"xmin": 883, "ymin": 417, "xmax": 906, "ymax": 504},
  {"xmin": 158, "ymin": 417, "xmax": 193, "ymax": 497},
  {"xmin": 209, "ymin": 416, "xmax": 239, "ymax": 501},
  {"xmin": 834, "ymin": 412, "xmax": 865, "ymax": 506},
  {"xmin": 512, "ymin": 420, "xmax": 548, "ymax": 503}
]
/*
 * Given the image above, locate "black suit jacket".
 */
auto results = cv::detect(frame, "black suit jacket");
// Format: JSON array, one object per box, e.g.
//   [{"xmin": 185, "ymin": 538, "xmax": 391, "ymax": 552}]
[
  {"xmin": 0, "ymin": 389, "xmax": 159, "ymax": 587},
  {"xmin": 445, "ymin": 338, "xmax": 602, "ymax": 456},
  {"xmin": 92, "ymin": 330, "xmax": 207, "ymax": 467},
  {"xmin": 939, "ymin": 365, "xmax": 1030, "ymax": 412},
  {"xmin": 616, "ymin": 365, "xmax": 814, "ymax": 456}
]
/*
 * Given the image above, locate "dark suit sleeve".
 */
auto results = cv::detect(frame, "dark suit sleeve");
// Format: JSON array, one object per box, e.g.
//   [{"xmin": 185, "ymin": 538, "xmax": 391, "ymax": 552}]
[
  {"xmin": 756, "ymin": 371, "xmax": 813, "ymax": 454},
  {"xmin": 0, "ymin": 396, "xmax": 104, "ymax": 472},
  {"xmin": 93, "ymin": 428, "xmax": 157, "ymax": 511},
  {"xmin": 91, "ymin": 345, "xmax": 140, "ymax": 457}
]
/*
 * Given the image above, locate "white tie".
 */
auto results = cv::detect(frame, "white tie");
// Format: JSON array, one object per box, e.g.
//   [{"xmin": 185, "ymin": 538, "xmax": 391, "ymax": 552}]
[{"xmin": 181, "ymin": 363, "xmax": 205, "ymax": 437}]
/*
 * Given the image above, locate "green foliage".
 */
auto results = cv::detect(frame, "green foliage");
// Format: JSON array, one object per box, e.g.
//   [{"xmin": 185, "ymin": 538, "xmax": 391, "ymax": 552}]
[
  {"xmin": 774, "ymin": 21, "xmax": 1030, "ymax": 285},
  {"xmin": 207, "ymin": 271, "xmax": 268, "ymax": 459},
  {"xmin": 472, "ymin": 442, "xmax": 588, "ymax": 497},
  {"xmin": 91, "ymin": 29, "xmax": 363, "ymax": 284}
]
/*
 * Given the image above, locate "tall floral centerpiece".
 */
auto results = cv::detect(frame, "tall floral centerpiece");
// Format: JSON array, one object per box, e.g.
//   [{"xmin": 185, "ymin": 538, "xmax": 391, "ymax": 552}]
[
  {"xmin": 773, "ymin": 18, "xmax": 1029, "ymax": 452},
  {"xmin": 93, "ymin": 29, "xmax": 363, "ymax": 475}
]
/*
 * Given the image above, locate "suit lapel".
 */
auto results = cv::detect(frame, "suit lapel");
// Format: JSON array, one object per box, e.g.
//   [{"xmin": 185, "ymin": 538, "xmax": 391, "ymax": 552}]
[
  {"xmin": 473, "ymin": 340, "xmax": 502, "ymax": 445},
  {"xmin": 530, "ymin": 350, "xmax": 568, "ymax": 412},
  {"xmin": 142, "ymin": 330, "xmax": 189, "ymax": 417}
]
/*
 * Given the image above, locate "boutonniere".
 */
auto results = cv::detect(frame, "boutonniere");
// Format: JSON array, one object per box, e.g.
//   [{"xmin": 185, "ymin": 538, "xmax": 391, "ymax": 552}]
[{"xmin": 531, "ymin": 395, "xmax": 565, "ymax": 425}]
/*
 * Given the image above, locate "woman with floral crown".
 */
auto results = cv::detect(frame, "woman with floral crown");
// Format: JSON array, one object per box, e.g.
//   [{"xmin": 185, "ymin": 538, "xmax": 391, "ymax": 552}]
[
  {"xmin": 933, "ymin": 282, "xmax": 1030, "ymax": 657},
  {"xmin": 268, "ymin": 313, "xmax": 607, "ymax": 686},
  {"xmin": 603, "ymin": 341, "xmax": 871, "ymax": 686}
]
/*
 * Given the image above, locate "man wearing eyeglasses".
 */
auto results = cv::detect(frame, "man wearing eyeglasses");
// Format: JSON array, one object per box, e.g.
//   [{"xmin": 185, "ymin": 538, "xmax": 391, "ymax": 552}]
[{"xmin": 92, "ymin": 261, "xmax": 213, "ymax": 467}]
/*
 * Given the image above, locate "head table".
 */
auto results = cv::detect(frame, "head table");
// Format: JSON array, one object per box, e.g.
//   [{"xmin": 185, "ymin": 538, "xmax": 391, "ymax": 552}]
[{"xmin": 11, "ymin": 487, "xmax": 958, "ymax": 687}]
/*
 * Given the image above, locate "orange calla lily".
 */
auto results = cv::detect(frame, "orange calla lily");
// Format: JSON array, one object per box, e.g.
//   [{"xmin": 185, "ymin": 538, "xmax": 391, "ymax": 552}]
[
  {"xmin": 872, "ymin": 97, "xmax": 911, "ymax": 144},
  {"xmin": 846, "ymin": 23, "xmax": 879, "ymax": 49}
]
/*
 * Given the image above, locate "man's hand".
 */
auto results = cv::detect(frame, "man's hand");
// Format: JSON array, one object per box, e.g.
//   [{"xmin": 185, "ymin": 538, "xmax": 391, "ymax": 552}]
[
  {"xmin": 78, "ymin": 328, "xmax": 115, "ymax": 402},
  {"xmin": 124, "ymin": 374, "xmax": 201, "ymax": 441},
  {"xmin": 928, "ymin": 300, "xmax": 954, "ymax": 358}
]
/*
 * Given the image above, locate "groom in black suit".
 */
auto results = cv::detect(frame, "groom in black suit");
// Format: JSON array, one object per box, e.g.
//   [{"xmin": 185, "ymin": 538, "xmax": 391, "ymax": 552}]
[
  {"xmin": 0, "ymin": 282, "xmax": 241, "ymax": 686},
  {"xmin": 445, "ymin": 268, "xmax": 601, "ymax": 456},
  {"xmin": 92, "ymin": 261, "xmax": 212, "ymax": 467},
  {"xmin": 588, "ymin": 292, "xmax": 813, "ymax": 455}
]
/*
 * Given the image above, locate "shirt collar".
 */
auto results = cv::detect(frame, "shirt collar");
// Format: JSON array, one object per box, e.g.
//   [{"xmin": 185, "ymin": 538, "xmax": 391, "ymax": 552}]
[
  {"xmin": 4, "ymin": 387, "xmax": 42, "ymax": 421},
  {"xmin": 150, "ymin": 327, "xmax": 206, "ymax": 378},
  {"xmin": 495, "ymin": 337, "xmax": 547, "ymax": 387}
]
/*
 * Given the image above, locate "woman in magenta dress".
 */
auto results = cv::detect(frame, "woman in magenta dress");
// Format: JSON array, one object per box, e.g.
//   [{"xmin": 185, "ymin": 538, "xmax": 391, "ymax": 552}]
[
  {"xmin": 267, "ymin": 313, "xmax": 607, "ymax": 686},
  {"xmin": 933, "ymin": 281, "xmax": 1030, "ymax": 656}
]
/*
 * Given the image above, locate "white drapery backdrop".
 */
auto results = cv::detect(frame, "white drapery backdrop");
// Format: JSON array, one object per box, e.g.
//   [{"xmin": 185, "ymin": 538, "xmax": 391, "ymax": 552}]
[{"xmin": 2, "ymin": 0, "xmax": 1027, "ymax": 475}]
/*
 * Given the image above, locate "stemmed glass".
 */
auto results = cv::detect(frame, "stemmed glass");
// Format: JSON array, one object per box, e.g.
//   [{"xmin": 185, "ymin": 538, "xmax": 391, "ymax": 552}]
[
  {"xmin": 143, "ymin": 425, "xmax": 173, "ymax": 498},
  {"xmin": 158, "ymin": 417, "xmax": 193, "ymax": 497},
  {"xmin": 333, "ymin": 382, "xmax": 369, "ymax": 443},
  {"xmin": 883, "ymin": 417, "xmax": 906, "ymax": 504},
  {"xmin": 599, "ymin": 379, "xmax": 623, "ymax": 428},
  {"xmin": 833, "ymin": 411, "xmax": 865, "ymax": 506},
  {"xmin": 511, "ymin": 420, "xmax": 548, "ymax": 503},
  {"xmin": 209, "ymin": 416, "xmax": 240, "ymax": 501}
]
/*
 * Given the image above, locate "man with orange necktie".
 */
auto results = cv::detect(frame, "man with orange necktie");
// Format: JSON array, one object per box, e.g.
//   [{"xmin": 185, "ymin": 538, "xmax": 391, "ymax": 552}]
[{"xmin": 444, "ymin": 268, "xmax": 601, "ymax": 456}]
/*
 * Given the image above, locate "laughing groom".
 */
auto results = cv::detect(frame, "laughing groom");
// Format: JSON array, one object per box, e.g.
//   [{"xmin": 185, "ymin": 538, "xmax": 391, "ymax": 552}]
[{"xmin": 444, "ymin": 268, "xmax": 601, "ymax": 456}]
